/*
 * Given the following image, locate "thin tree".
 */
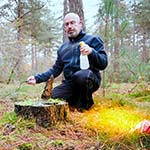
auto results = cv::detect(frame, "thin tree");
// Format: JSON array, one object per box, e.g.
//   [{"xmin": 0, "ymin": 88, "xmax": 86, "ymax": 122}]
[
  {"xmin": 133, "ymin": 0, "xmax": 150, "ymax": 63},
  {"xmin": 97, "ymin": 0, "xmax": 115, "ymax": 95},
  {"xmin": 113, "ymin": 0, "xmax": 120, "ymax": 82}
]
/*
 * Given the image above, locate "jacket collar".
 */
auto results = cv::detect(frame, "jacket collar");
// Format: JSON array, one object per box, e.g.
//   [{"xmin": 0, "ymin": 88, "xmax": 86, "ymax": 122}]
[{"xmin": 68, "ymin": 30, "xmax": 86, "ymax": 42}]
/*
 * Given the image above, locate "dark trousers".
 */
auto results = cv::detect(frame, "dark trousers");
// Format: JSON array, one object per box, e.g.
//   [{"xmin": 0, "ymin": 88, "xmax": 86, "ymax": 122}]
[{"xmin": 51, "ymin": 69, "xmax": 100, "ymax": 110}]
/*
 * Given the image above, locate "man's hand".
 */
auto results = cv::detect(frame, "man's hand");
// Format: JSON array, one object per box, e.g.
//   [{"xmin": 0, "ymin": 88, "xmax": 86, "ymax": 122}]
[
  {"xmin": 26, "ymin": 76, "xmax": 36, "ymax": 85},
  {"xmin": 80, "ymin": 41, "xmax": 92, "ymax": 55}
]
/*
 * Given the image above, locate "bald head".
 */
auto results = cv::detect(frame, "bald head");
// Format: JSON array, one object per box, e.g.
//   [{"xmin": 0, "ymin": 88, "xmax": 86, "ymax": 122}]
[
  {"xmin": 64, "ymin": 13, "xmax": 82, "ymax": 38},
  {"xmin": 64, "ymin": 13, "xmax": 80, "ymax": 23}
]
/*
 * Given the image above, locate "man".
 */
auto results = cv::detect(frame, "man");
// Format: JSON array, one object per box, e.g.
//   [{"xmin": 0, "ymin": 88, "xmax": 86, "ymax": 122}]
[{"xmin": 26, "ymin": 12, "xmax": 108, "ymax": 112}]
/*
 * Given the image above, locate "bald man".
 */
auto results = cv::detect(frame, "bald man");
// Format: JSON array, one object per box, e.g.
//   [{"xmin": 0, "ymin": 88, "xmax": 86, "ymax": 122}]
[{"xmin": 26, "ymin": 12, "xmax": 108, "ymax": 112}]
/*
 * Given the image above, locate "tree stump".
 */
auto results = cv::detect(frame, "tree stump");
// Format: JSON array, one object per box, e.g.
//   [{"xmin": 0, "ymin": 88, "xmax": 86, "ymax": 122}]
[{"xmin": 14, "ymin": 100, "xmax": 69, "ymax": 128}]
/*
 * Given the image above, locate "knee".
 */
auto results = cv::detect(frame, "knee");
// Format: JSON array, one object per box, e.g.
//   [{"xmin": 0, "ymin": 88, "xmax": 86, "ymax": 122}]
[{"xmin": 72, "ymin": 70, "xmax": 91, "ymax": 86}]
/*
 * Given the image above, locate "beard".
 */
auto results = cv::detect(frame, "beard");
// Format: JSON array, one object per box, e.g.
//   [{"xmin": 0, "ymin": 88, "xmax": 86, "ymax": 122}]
[
  {"xmin": 68, "ymin": 31, "xmax": 78, "ymax": 38},
  {"xmin": 67, "ymin": 29, "xmax": 80, "ymax": 38}
]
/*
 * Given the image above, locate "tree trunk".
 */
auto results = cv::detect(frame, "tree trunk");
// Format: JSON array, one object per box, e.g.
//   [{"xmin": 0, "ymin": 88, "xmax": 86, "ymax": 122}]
[
  {"xmin": 31, "ymin": 43, "xmax": 35, "ymax": 72},
  {"xmin": 102, "ymin": 15, "xmax": 109, "ymax": 96},
  {"xmin": 15, "ymin": 0, "xmax": 24, "ymax": 78},
  {"xmin": 113, "ymin": 0, "xmax": 120, "ymax": 83},
  {"xmin": 63, "ymin": 0, "xmax": 86, "ymax": 42},
  {"xmin": 68, "ymin": 0, "xmax": 86, "ymax": 31},
  {"xmin": 141, "ymin": 31, "xmax": 147, "ymax": 62},
  {"xmin": 63, "ymin": 0, "xmax": 69, "ymax": 42}
]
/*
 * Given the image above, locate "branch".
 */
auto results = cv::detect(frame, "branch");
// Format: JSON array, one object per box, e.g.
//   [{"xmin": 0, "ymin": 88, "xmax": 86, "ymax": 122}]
[
  {"xmin": 124, "ymin": 62, "xmax": 137, "ymax": 77},
  {"xmin": 7, "ymin": 59, "xmax": 20, "ymax": 84},
  {"xmin": 19, "ymin": 5, "xmax": 45, "ymax": 20}
]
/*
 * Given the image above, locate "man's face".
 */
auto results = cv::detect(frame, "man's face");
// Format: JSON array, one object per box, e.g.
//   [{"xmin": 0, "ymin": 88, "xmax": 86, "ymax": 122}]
[{"xmin": 64, "ymin": 15, "xmax": 82, "ymax": 38}]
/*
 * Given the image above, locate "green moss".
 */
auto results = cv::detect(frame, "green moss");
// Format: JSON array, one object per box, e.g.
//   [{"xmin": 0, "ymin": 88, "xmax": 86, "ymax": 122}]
[
  {"xmin": 48, "ymin": 98, "xmax": 64, "ymax": 103},
  {"xmin": 0, "ymin": 112, "xmax": 17, "ymax": 125},
  {"xmin": 15, "ymin": 100, "xmax": 34, "ymax": 106},
  {"xmin": 50, "ymin": 140, "xmax": 65, "ymax": 146},
  {"xmin": 18, "ymin": 143, "xmax": 32, "ymax": 150}
]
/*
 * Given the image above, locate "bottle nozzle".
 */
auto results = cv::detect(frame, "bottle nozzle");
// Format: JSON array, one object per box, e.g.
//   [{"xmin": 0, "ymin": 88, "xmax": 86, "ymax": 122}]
[{"xmin": 79, "ymin": 41, "xmax": 84, "ymax": 47}]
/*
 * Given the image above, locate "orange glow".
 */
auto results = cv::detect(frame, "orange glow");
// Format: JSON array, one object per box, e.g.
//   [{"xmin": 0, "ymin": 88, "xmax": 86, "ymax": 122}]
[{"xmin": 77, "ymin": 105, "xmax": 150, "ymax": 138}]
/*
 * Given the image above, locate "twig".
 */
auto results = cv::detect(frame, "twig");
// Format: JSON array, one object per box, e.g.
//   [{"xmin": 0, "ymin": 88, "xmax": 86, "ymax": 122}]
[{"xmin": 128, "ymin": 83, "xmax": 138, "ymax": 93}]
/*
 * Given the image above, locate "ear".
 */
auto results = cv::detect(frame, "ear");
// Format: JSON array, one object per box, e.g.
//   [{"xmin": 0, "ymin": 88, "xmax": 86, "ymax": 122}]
[
  {"xmin": 63, "ymin": 25, "xmax": 67, "ymax": 32},
  {"xmin": 64, "ymin": 28, "xmax": 67, "ymax": 32},
  {"xmin": 79, "ymin": 19, "xmax": 83, "ymax": 28}
]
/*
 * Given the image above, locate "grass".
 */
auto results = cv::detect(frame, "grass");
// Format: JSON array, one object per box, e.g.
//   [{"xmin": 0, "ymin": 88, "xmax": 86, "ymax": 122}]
[
  {"xmin": 0, "ymin": 83, "xmax": 45, "ymax": 101},
  {"xmin": 0, "ymin": 112, "xmax": 17, "ymax": 125},
  {"xmin": 0, "ymin": 82, "xmax": 150, "ymax": 149}
]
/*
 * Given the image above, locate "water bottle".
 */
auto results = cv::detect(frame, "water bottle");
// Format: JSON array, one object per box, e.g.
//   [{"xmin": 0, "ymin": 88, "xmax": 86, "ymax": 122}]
[{"xmin": 79, "ymin": 41, "xmax": 89, "ymax": 70}]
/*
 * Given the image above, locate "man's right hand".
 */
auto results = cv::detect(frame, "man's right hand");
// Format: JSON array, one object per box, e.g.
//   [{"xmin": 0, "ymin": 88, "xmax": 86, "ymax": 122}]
[{"xmin": 26, "ymin": 76, "xmax": 36, "ymax": 85}]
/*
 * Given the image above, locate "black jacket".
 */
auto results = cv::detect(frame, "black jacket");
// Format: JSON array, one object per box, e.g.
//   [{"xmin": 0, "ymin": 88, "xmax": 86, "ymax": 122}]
[{"xmin": 35, "ymin": 30, "xmax": 108, "ymax": 83}]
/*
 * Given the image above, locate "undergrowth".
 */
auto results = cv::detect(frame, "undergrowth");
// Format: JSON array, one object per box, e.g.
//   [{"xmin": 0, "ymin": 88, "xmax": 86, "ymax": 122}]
[{"xmin": 0, "ymin": 82, "xmax": 150, "ymax": 149}]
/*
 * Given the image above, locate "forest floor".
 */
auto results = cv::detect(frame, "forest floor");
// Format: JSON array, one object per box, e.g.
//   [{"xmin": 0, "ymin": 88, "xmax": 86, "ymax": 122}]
[{"xmin": 0, "ymin": 82, "xmax": 150, "ymax": 150}]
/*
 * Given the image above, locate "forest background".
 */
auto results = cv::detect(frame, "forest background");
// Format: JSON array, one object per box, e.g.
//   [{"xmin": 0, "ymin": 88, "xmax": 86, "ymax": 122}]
[{"xmin": 0, "ymin": 0, "xmax": 149, "ymax": 85}]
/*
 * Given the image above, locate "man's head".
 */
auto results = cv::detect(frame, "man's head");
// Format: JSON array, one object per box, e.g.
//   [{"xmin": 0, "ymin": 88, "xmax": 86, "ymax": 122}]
[{"xmin": 64, "ymin": 12, "xmax": 83, "ymax": 38}]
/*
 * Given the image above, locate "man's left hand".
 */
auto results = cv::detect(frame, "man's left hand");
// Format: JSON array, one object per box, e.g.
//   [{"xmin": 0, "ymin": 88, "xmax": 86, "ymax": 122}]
[{"xmin": 80, "ymin": 42, "xmax": 92, "ymax": 55}]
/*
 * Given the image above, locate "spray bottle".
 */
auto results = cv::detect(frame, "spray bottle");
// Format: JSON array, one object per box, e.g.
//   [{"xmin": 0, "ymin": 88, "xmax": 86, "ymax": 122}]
[{"xmin": 79, "ymin": 41, "xmax": 89, "ymax": 70}]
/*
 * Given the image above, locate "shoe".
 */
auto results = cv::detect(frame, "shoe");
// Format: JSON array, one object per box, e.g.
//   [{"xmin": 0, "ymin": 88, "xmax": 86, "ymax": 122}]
[
  {"xmin": 86, "ymin": 100, "xmax": 94, "ymax": 110},
  {"xmin": 69, "ymin": 106, "xmax": 76, "ymax": 112},
  {"xmin": 77, "ymin": 107, "xmax": 86, "ymax": 113}
]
